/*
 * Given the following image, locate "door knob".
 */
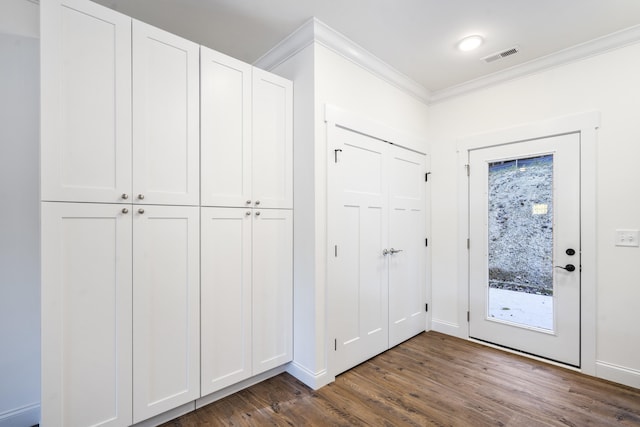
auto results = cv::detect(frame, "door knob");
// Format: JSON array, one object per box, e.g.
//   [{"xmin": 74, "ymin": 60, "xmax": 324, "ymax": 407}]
[
  {"xmin": 555, "ymin": 264, "xmax": 576, "ymax": 272},
  {"xmin": 389, "ymin": 248, "xmax": 403, "ymax": 254},
  {"xmin": 382, "ymin": 249, "xmax": 389, "ymax": 256}
]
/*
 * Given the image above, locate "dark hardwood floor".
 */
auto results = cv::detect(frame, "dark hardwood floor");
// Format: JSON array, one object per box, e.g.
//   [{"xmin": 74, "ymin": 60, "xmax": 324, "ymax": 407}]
[{"xmin": 161, "ymin": 332, "xmax": 640, "ymax": 426}]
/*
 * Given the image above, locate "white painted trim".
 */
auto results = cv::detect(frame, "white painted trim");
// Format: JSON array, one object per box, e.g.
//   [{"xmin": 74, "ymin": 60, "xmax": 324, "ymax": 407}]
[
  {"xmin": 131, "ymin": 402, "xmax": 195, "ymax": 427},
  {"xmin": 456, "ymin": 112, "xmax": 599, "ymax": 375},
  {"xmin": 431, "ymin": 25, "xmax": 640, "ymax": 103},
  {"xmin": 254, "ymin": 18, "xmax": 430, "ymax": 104},
  {"xmin": 0, "ymin": 403, "xmax": 40, "ymax": 427},
  {"xmin": 596, "ymin": 361, "xmax": 640, "ymax": 389},
  {"xmin": 431, "ymin": 319, "xmax": 464, "ymax": 339},
  {"xmin": 286, "ymin": 362, "xmax": 333, "ymax": 390},
  {"xmin": 324, "ymin": 104, "xmax": 428, "ymax": 154}
]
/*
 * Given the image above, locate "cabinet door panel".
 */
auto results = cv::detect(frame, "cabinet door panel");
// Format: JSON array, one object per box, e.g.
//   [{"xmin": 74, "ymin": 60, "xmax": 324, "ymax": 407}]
[
  {"xmin": 252, "ymin": 69, "xmax": 293, "ymax": 209},
  {"xmin": 41, "ymin": 202, "xmax": 132, "ymax": 427},
  {"xmin": 201, "ymin": 48, "xmax": 252, "ymax": 207},
  {"xmin": 252, "ymin": 209, "xmax": 293, "ymax": 374},
  {"xmin": 41, "ymin": 0, "xmax": 132, "ymax": 203},
  {"xmin": 133, "ymin": 21, "xmax": 199, "ymax": 206},
  {"xmin": 201, "ymin": 207, "xmax": 252, "ymax": 395},
  {"xmin": 133, "ymin": 206, "xmax": 200, "ymax": 422}
]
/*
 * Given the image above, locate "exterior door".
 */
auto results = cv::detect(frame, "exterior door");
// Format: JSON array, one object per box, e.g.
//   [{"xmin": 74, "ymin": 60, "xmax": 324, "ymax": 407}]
[
  {"xmin": 388, "ymin": 145, "xmax": 427, "ymax": 347},
  {"xmin": 328, "ymin": 127, "xmax": 390, "ymax": 375},
  {"xmin": 468, "ymin": 133, "xmax": 580, "ymax": 366},
  {"xmin": 133, "ymin": 205, "xmax": 200, "ymax": 422},
  {"xmin": 41, "ymin": 202, "xmax": 132, "ymax": 427}
]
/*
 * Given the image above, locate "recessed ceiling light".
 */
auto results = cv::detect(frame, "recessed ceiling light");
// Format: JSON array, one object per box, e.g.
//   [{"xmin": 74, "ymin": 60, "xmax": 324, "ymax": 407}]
[{"xmin": 457, "ymin": 35, "xmax": 484, "ymax": 52}]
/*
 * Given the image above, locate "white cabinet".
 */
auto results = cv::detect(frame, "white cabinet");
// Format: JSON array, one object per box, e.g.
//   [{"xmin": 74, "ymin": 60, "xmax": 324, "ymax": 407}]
[
  {"xmin": 201, "ymin": 207, "xmax": 252, "ymax": 395},
  {"xmin": 132, "ymin": 205, "xmax": 200, "ymax": 422},
  {"xmin": 41, "ymin": 0, "xmax": 132, "ymax": 204},
  {"xmin": 201, "ymin": 207, "xmax": 292, "ymax": 394},
  {"xmin": 41, "ymin": 3, "xmax": 200, "ymax": 206},
  {"xmin": 133, "ymin": 21, "xmax": 200, "ymax": 206},
  {"xmin": 201, "ymin": 59, "xmax": 293, "ymax": 209},
  {"xmin": 252, "ymin": 208, "xmax": 294, "ymax": 373},
  {"xmin": 200, "ymin": 48, "xmax": 252, "ymax": 208},
  {"xmin": 41, "ymin": 202, "xmax": 132, "ymax": 427}
]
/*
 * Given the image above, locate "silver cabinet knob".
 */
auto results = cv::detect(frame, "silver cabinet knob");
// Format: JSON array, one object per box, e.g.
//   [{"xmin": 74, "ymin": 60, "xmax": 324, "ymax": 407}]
[
  {"xmin": 382, "ymin": 249, "xmax": 389, "ymax": 256},
  {"xmin": 138, "ymin": 208, "xmax": 145, "ymax": 214},
  {"xmin": 137, "ymin": 194, "xmax": 145, "ymax": 200},
  {"xmin": 121, "ymin": 193, "xmax": 129, "ymax": 200},
  {"xmin": 255, "ymin": 211, "xmax": 261, "ymax": 216},
  {"xmin": 121, "ymin": 208, "xmax": 129, "ymax": 214},
  {"xmin": 245, "ymin": 211, "xmax": 251, "ymax": 216},
  {"xmin": 255, "ymin": 200, "xmax": 261, "ymax": 205},
  {"xmin": 246, "ymin": 200, "xmax": 252, "ymax": 205}
]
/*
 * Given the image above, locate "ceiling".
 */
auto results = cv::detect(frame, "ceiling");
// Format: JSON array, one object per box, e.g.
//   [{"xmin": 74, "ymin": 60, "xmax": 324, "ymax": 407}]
[{"xmin": 94, "ymin": 0, "xmax": 640, "ymax": 93}]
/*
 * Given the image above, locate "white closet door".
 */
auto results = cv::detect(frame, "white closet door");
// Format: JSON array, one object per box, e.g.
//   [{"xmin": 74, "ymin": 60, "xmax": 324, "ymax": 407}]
[
  {"xmin": 388, "ymin": 146, "xmax": 427, "ymax": 347},
  {"xmin": 252, "ymin": 69, "xmax": 293, "ymax": 209},
  {"xmin": 201, "ymin": 207, "xmax": 252, "ymax": 395},
  {"xmin": 328, "ymin": 127, "xmax": 389, "ymax": 376},
  {"xmin": 41, "ymin": 0, "xmax": 132, "ymax": 204},
  {"xmin": 41, "ymin": 202, "xmax": 132, "ymax": 427},
  {"xmin": 252, "ymin": 209, "xmax": 293, "ymax": 374},
  {"xmin": 133, "ymin": 205, "xmax": 200, "ymax": 422},
  {"xmin": 132, "ymin": 21, "xmax": 199, "ymax": 206},
  {"xmin": 201, "ymin": 47, "xmax": 252, "ymax": 208}
]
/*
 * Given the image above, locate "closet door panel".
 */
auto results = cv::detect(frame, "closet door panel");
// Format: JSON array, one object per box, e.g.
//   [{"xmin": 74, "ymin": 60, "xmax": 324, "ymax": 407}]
[
  {"xmin": 41, "ymin": 202, "xmax": 132, "ymax": 427},
  {"xmin": 133, "ymin": 205, "xmax": 200, "ymax": 422},
  {"xmin": 252, "ymin": 69, "xmax": 293, "ymax": 209},
  {"xmin": 201, "ymin": 207, "xmax": 252, "ymax": 395},
  {"xmin": 252, "ymin": 209, "xmax": 293, "ymax": 374},
  {"xmin": 41, "ymin": 0, "xmax": 132, "ymax": 203},
  {"xmin": 132, "ymin": 21, "xmax": 200, "ymax": 206},
  {"xmin": 201, "ymin": 48, "xmax": 252, "ymax": 207}
]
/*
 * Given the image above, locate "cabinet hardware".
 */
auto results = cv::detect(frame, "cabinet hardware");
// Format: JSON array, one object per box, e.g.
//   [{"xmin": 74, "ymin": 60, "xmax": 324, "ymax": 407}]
[
  {"xmin": 246, "ymin": 200, "xmax": 251, "ymax": 205},
  {"xmin": 425, "ymin": 172, "xmax": 431, "ymax": 182},
  {"xmin": 389, "ymin": 248, "xmax": 403, "ymax": 254},
  {"xmin": 334, "ymin": 148, "xmax": 342, "ymax": 163},
  {"xmin": 246, "ymin": 211, "xmax": 251, "ymax": 216},
  {"xmin": 255, "ymin": 200, "xmax": 260, "ymax": 205},
  {"xmin": 255, "ymin": 211, "xmax": 261, "ymax": 216},
  {"xmin": 137, "ymin": 194, "xmax": 145, "ymax": 200},
  {"xmin": 138, "ymin": 208, "xmax": 145, "ymax": 214},
  {"xmin": 122, "ymin": 208, "xmax": 129, "ymax": 214},
  {"xmin": 121, "ymin": 193, "xmax": 129, "ymax": 200}
]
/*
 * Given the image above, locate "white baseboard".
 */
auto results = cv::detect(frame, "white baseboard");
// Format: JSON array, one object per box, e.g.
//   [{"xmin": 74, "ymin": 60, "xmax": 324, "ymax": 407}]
[
  {"xmin": 431, "ymin": 319, "xmax": 464, "ymax": 339},
  {"xmin": 596, "ymin": 361, "xmax": 640, "ymax": 390},
  {"xmin": 286, "ymin": 361, "xmax": 334, "ymax": 390},
  {"xmin": 0, "ymin": 403, "xmax": 40, "ymax": 427},
  {"xmin": 132, "ymin": 401, "xmax": 195, "ymax": 427}
]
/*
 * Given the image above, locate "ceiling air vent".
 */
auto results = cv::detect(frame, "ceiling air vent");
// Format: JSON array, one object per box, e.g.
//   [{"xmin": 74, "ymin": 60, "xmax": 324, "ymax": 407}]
[{"xmin": 482, "ymin": 46, "xmax": 520, "ymax": 63}]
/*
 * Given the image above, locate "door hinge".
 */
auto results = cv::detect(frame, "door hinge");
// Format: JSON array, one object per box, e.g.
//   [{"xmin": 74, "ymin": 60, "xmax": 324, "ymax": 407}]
[
  {"xmin": 334, "ymin": 338, "xmax": 337, "ymax": 351},
  {"xmin": 467, "ymin": 238, "xmax": 470, "ymax": 249},
  {"xmin": 467, "ymin": 311, "xmax": 470, "ymax": 322},
  {"xmin": 334, "ymin": 149, "xmax": 342, "ymax": 163},
  {"xmin": 465, "ymin": 164, "xmax": 470, "ymax": 176},
  {"xmin": 334, "ymin": 245, "xmax": 338, "ymax": 257},
  {"xmin": 425, "ymin": 238, "xmax": 428, "ymax": 247},
  {"xmin": 425, "ymin": 303, "xmax": 428, "ymax": 312},
  {"xmin": 425, "ymin": 172, "xmax": 431, "ymax": 182}
]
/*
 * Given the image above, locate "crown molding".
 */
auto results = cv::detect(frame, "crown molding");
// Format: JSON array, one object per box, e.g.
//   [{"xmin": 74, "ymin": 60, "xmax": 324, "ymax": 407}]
[
  {"xmin": 254, "ymin": 18, "xmax": 431, "ymax": 104},
  {"xmin": 430, "ymin": 24, "xmax": 640, "ymax": 104}
]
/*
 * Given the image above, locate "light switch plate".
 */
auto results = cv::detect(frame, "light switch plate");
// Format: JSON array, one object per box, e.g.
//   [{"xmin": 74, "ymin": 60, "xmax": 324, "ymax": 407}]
[{"xmin": 615, "ymin": 229, "xmax": 639, "ymax": 247}]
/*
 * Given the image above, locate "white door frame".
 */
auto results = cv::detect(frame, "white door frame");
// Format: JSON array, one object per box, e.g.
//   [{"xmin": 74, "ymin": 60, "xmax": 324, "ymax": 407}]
[{"xmin": 457, "ymin": 112, "xmax": 599, "ymax": 375}]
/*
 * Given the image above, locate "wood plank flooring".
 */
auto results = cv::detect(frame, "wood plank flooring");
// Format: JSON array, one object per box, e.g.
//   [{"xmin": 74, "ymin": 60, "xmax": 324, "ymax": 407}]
[{"xmin": 161, "ymin": 332, "xmax": 640, "ymax": 426}]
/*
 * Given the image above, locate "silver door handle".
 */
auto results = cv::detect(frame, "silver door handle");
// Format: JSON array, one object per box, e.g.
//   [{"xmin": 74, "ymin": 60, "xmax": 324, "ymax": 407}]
[
  {"xmin": 382, "ymin": 249, "xmax": 389, "ymax": 256},
  {"xmin": 389, "ymin": 248, "xmax": 403, "ymax": 254}
]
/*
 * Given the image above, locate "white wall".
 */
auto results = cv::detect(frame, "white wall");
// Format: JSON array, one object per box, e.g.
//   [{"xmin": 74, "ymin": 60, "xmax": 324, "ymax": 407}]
[
  {"xmin": 272, "ymin": 40, "xmax": 430, "ymax": 388},
  {"xmin": 0, "ymin": 12, "xmax": 41, "ymax": 427},
  {"xmin": 428, "ymin": 41, "xmax": 640, "ymax": 388}
]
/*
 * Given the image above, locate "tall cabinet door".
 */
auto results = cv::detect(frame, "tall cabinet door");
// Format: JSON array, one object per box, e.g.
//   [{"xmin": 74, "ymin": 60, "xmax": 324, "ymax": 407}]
[
  {"xmin": 252, "ymin": 209, "xmax": 293, "ymax": 374},
  {"xmin": 132, "ymin": 21, "xmax": 200, "ymax": 206},
  {"xmin": 41, "ymin": 202, "xmax": 132, "ymax": 427},
  {"xmin": 41, "ymin": 0, "xmax": 132, "ymax": 204},
  {"xmin": 201, "ymin": 47, "xmax": 252, "ymax": 208},
  {"xmin": 201, "ymin": 207, "xmax": 252, "ymax": 395},
  {"xmin": 252, "ymin": 69, "xmax": 293, "ymax": 209},
  {"xmin": 133, "ymin": 206, "xmax": 200, "ymax": 422},
  {"xmin": 388, "ymin": 146, "xmax": 427, "ymax": 347}
]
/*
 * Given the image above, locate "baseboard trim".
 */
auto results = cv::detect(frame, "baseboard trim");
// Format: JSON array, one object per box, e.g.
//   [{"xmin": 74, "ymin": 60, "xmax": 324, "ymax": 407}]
[
  {"xmin": 0, "ymin": 403, "xmax": 40, "ymax": 427},
  {"xmin": 431, "ymin": 319, "xmax": 464, "ymax": 339},
  {"xmin": 286, "ymin": 361, "xmax": 334, "ymax": 390},
  {"xmin": 596, "ymin": 361, "xmax": 640, "ymax": 389},
  {"xmin": 132, "ymin": 401, "xmax": 195, "ymax": 427}
]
